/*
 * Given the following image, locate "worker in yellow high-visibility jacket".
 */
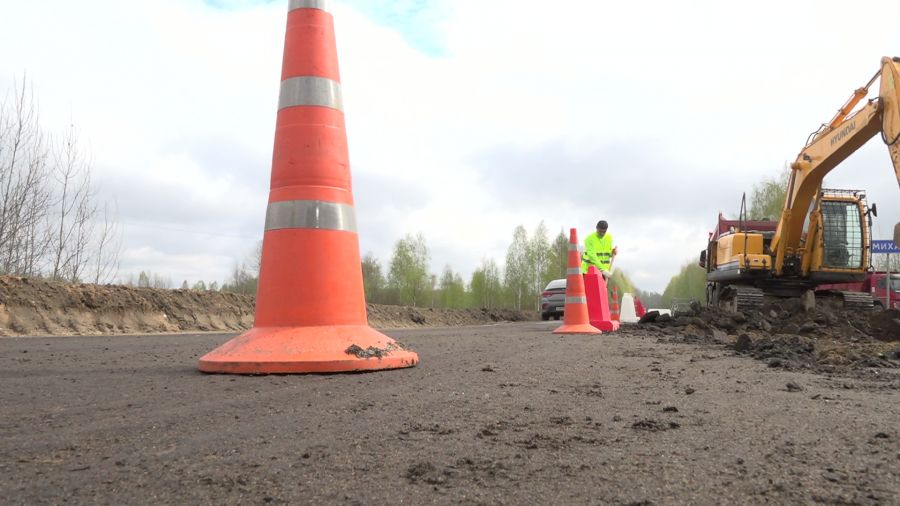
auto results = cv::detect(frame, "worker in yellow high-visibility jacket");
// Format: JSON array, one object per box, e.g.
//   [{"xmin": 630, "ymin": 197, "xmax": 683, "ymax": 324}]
[{"xmin": 581, "ymin": 220, "xmax": 617, "ymax": 278}]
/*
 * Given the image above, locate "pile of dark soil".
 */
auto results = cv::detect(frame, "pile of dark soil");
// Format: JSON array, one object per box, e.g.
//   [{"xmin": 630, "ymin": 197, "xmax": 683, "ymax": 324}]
[
  {"xmin": 0, "ymin": 276, "xmax": 536, "ymax": 337},
  {"xmin": 626, "ymin": 301, "xmax": 900, "ymax": 373}
]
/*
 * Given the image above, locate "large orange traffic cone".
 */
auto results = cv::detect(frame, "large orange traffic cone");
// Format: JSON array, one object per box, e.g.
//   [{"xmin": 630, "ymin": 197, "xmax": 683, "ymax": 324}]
[
  {"xmin": 198, "ymin": 2, "xmax": 418, "ymax": 374},
  {"xmin": 553, "ymin": 229, "xmax": 601, "ymax": 335}
]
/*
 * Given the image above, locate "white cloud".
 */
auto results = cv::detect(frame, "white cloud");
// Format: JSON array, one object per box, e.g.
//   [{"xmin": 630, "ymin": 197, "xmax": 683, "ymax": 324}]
[{"xmin": 1, "ymin": 0, "xmax": 899, "ymax": 292}]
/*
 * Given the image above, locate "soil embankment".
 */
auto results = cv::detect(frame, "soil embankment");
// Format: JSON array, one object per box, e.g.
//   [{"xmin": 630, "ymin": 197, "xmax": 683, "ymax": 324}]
[{"xmin": 0, "ymin": 276, "xmax": 534, "ymax": 337}]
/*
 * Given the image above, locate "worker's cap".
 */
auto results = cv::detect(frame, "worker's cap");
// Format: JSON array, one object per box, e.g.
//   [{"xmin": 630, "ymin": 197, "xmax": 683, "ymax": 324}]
[{"xmin": 596, "ymin": 220, "xmax": 608, "ymax": 230}]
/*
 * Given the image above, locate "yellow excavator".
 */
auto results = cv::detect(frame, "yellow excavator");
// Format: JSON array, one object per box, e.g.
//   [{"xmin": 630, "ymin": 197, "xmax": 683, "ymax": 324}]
[{"xmin": 701, "ymin": 56, "xmax": 900, "ymax": 312}]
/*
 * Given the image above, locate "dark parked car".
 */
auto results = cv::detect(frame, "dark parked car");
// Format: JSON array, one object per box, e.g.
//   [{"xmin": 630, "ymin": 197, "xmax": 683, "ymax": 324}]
[{"xmin": 540, "ymin": 278, "xmax": 567, "ymax": 320}]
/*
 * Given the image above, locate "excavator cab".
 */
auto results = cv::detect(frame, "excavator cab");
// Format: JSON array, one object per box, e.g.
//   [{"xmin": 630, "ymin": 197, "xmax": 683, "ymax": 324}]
[{"xmin": 813, "ymin": 190, "xmax": 868, "ymax": 273}]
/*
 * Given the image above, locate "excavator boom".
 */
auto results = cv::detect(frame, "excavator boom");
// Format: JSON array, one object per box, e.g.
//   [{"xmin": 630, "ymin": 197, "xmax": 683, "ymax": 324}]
[
  {"xmin": 771, "ymin": 57, "xmax": 900, "ymax": 275},
  {"xmin": 703, "ymin": 57, "xmax": 900, "ymax": 313},
  {"xmin": 883, "ymin": 57, "xmax": 900, "ymax": 184}
]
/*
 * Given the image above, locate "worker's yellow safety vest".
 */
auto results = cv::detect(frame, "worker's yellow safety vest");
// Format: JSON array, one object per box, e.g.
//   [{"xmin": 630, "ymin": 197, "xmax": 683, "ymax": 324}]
[{"xmin": 581, "ymin": 232, "xmax": 614, "ymax": 273}]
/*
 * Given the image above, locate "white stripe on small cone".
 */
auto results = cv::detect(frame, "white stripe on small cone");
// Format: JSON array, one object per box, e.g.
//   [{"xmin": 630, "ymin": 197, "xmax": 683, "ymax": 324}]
[{"xmin": 620, "ymin": 293, "xmax": 639, "ymax": 324}]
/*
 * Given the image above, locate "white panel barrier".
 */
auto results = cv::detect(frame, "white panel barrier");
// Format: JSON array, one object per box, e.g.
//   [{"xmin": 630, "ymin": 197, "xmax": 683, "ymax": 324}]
[{"xmin": 620, "ymin": 293, "xmax": 639, "ymax": 323}]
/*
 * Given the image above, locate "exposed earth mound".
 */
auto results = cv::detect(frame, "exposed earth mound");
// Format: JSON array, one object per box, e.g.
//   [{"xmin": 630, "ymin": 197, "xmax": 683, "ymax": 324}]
[
  {"xmin": 629, "ymin": 300, "xmax": 900, "ymax": 374},
  {"xmin": 0, "ymin": 276, "xmax": 534, "ymax": 337}
]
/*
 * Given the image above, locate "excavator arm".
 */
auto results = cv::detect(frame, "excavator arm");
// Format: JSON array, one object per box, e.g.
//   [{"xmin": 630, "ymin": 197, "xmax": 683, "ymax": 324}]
[
  {"xmin": 887, "ymin": 59, "xmax": 900, "ymax": 179},
  {"xmin": 771, "ymin": 56, "xmax": 900, "ymax": 275}
]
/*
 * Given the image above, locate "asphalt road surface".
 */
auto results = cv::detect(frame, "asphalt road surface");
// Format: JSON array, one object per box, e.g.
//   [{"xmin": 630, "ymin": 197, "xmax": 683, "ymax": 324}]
[{"xmin": 2, "ymin": 322, "xmax": 899, "ymax": 505}]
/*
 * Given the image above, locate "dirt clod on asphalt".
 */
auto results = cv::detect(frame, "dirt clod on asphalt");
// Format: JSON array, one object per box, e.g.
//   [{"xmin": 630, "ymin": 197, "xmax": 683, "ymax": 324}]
[
  {"xmin": 628, "ymin": 300, "xmax": 900, "ymax": 374},
  {"xmin": 0, "ymin": 275, "xmax": 534, "ymax": 337}
]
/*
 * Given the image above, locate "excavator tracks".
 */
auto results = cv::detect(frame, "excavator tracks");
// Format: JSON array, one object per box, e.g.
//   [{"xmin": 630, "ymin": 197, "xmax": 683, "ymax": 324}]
[
  {"xmin": 836, "ymin": 290, "xmax": 875, "ymax": 309},
  {"xmin": 719, "ymin": 286, "xmax": 764, "ymax": 313},
  {"xmin": 712, "ymin": 283, "xmax": 877, "ymax": 314}
]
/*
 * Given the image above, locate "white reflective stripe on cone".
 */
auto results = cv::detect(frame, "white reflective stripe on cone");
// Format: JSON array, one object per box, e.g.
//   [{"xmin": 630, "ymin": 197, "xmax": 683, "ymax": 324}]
[
  {"xmin": 265, "ymin": 200, "xmax": 357, "ymax": 232},
  {"xmin": 279, "ymin": 76, "xmax": 343, "ymax": 111},
  {"xmin": 289, "ymin": 0, "xmax": 329, "ymax": 12}
]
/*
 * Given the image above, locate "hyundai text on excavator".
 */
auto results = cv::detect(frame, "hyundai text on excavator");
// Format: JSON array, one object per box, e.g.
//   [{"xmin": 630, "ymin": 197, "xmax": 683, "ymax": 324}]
[{"xmin": 700, "ymin": 57, "xmax": 900, "ymax": 312}]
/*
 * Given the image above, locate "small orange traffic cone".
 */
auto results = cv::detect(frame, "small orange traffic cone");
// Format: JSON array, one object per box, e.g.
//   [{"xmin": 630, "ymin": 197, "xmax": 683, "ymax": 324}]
[
  {"xmin": 635, "ymin": 297, "xmax": 647, "ymax": 317},
  {"xmin": 584, "ymin": 266, "xmax": 618, "ymax": 332},
  {"xmin": 554, "ymin": 228, "xmax": 601, "ymax": 335},
  {"xmin": 198, "ymin": 2, "xmax": 418, "ymax": 374},
  {"xmin": 611, "ymin": 286, "xmax": 620, "ymax": 322}
]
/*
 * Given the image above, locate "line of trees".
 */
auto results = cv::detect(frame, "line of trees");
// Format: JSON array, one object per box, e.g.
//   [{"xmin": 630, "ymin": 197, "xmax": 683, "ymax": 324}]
[
  {"xmin": 119, "ymin": 242, "xmax": 261, "ymax": 293},
  {"xmin": 660, "ymin": 262, "xmax": 707, "ymax": 307},
  {"xmin": 362, "ymin": 229, "xmax": 542, "ymax": 310},
  {"xmin": 0, "ymin": 78, "xmax": 121, "ymax": 283},
  {"xmin": 207, "ymin": 223, "xmax": 655, "ymax": 312},
  {"xmin": 361, "ymin": 226, "xmax": 568, "ymax": 310},
  {"xmin": 359, "ymin": 224, "xmax": 650, "ymax": 311}
]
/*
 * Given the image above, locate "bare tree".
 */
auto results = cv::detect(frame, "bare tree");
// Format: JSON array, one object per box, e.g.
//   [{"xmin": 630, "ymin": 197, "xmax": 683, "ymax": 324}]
[
  {"xmin": 91, "ymin": 200, "xmax": 122, "ymax": 284},
  {"xmin": 0, "ymin": 77, "xmax": 52, "ymax": 276},
  {"xmin": 222, "ymin": 241, "xmax": 263, "ymax": 295},
  {"xmin": 250, "ymin": 239, "xmax": 262, "ymax": 274},
  {"xmin": 1, "ymin": 76, "xmax": 122, "ymax": 283},
  {"xmin": 48, "ymin": 123, "xmax": 97, "ymax": 282}
]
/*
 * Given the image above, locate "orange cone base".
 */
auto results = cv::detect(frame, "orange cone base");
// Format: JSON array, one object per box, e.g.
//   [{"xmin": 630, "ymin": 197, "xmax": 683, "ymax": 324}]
[
  {"xmin": 198, "ymin": 325, "xmax": 419, "ymax": 374},
  {"xmin": 593, "ymin": 320, "xmax": 620, "ymax": 332},
  {"xmin": 553, "ymin": 323, "xmax": 602, "ymax": 335}
]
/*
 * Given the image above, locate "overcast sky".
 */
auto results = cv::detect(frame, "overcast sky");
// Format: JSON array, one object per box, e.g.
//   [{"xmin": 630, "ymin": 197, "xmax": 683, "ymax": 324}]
[{"xmin": 1, "ymin": 0, "xmax": 899, "ymax": 293}]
